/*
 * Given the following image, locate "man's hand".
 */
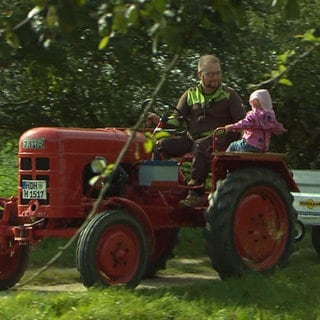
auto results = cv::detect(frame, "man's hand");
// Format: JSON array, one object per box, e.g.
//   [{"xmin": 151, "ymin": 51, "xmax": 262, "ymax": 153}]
[{"xmin": 145, "ymin": 112, "xmax": 160, "ymax": 127}]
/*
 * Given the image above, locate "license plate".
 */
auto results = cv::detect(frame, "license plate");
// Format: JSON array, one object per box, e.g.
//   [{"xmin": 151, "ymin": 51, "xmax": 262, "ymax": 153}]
[{"xmin": 22, "ymin": 180, "xmax": 47, "ymax": 200}]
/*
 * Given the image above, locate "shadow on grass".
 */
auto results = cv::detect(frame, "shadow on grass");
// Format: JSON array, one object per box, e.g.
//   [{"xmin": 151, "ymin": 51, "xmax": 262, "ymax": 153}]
[
  {"xmin": 14, "ymin": 236, "xmax": 320, "ymax": 319},
  {"xmin": 14, "ymin": 228, "xmax": 320, "ymax": 319},
  {"xmin": 136, "ymin": 238, "xmax": 320, "ymax": 318}
]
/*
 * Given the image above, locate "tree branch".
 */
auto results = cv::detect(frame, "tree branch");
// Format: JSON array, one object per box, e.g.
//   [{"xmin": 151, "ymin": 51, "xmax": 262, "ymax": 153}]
[{"xmin": 250, "ymin": 42, "xmax": 320, "ymax": 89}]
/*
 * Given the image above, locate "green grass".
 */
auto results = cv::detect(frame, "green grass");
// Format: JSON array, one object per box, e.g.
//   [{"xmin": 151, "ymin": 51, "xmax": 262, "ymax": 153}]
[{"xmin": 4, "ymin": 229, "xmax": 318, "ymax": 320}]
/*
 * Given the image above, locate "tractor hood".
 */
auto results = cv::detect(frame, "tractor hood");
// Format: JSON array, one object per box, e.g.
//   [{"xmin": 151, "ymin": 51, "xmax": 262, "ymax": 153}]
[{"xmin": 19, "ymin": 127, "xmax": 150, "ymax": 162}]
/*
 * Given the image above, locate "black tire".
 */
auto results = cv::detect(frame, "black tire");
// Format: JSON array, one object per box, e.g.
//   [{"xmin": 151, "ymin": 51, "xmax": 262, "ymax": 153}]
[
  {"xmin": 311, "ymin": 226, "xmax": 320, "ymax": 255},
  {"xmin": 0, "ymin": 244, "xmax": 29, "ymax": 290},
  {"xmin": 76, "ymin": 210, "xmax": 148, "ymax": 288},
  {"xmin": 204, "ymin": 167, "xmax": 296, "ymax": 279},
  {"xmin": 143, "ymin": 228, "xmax": 179, "ymax": 278},
  {"xmin": 294, "ymin": 220, "xmax": 305, "ymax": 242}
]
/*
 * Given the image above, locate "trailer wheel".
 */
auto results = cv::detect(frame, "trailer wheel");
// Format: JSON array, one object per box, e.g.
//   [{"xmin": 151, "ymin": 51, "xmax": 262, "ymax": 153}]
[
  {"xmin": 0, "ymin": 242, "xmax": 29, "ymax": 290},
  {"xmin": 204, "ymin": 167, "xmax": 296, "ymax": 279},
  {"xmin": 76, "ymin": 210, "xmax": 148, "ymax": 288},
  {"xmin": 143, "ymin": 228, "xmax": 179, "ymax": 278},
  {"xmin": 311, "ymin": 226, "xmax": 320, "ymax": 255}
]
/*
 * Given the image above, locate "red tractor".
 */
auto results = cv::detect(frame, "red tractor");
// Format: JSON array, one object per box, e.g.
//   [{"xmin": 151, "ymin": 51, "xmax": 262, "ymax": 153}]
[{"xmin": 0, "ymin": 115, "xmax": 299, "ymax": 289}]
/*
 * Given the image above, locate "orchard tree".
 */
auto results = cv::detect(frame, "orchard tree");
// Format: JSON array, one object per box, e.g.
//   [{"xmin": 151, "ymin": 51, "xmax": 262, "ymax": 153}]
[
  {"xmin": 0, "ymin": 0, "xmax": 301, "ymax": 127},
  {"xmin": 2, "ymin": 0, "xmax": 320, "ymax": 168}
]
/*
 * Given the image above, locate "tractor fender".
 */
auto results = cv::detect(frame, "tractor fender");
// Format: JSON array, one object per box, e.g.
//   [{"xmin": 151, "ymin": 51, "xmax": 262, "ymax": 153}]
[
  {"xmin": 211, "ymin": 153, "xmax": 300, "ymax": 192},
  {"xmin": 103, "ymin": 197, "xmax": 155, "ymax": 254},
  {"xmin": 0, "ymin": 196, "xmax": 20, "ymax": 225}
]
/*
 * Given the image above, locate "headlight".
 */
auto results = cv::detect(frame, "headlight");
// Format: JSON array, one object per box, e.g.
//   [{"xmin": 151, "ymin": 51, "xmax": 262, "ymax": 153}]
[{"xmin": 90, "ymin": 156, "xmax": 107, "ymax": 174}]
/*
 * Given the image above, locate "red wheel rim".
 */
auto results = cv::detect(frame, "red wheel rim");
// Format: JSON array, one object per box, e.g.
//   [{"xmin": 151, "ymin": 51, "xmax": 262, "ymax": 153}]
[
  {"xmin": 233, "ymin": 186, "xmax": 289, "ymax": 271},
  {"xmin": 96, "ymin": 224, "xmax": 140, "ymax": 285},
  {"xmin": 0, "ymin": 243, "xmax": 23, "ymax": 280}
]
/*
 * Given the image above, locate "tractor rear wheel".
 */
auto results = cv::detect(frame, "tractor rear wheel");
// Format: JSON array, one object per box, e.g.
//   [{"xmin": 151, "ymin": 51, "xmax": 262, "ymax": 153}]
[
  {"xmin": 0, "ymin": 241, "xmax": 29, "ymax": 290},
  {"xmin": 204, "ymin": 167, "xmax": 296, "ymax": 279},
  {"xmin": 76, "ymin": 210, "xmax": 148, "ymax": 288}
]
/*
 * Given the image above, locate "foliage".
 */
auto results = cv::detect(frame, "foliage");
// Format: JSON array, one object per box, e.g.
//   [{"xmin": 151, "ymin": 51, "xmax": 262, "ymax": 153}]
[
  {"xmin": 0, "ymin": 132, "xmax": 18, "ymax": 197},
  {"xmin": 0, "ymin": 0, "xmax": 319, "ymax": 168}
]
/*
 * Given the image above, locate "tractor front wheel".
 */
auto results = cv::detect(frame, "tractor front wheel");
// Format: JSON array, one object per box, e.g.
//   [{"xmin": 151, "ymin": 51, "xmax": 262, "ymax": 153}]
[
  {"xmin": 76, "ymin": 210, "xmax": 148, "ymax": 288},
  {"xmin": 0, "ymin": 239, "xmax": 29, "ymax": 290},
  {"xmin": 204, "ymin": 167, "xmax": 296, "ymax": 279}
]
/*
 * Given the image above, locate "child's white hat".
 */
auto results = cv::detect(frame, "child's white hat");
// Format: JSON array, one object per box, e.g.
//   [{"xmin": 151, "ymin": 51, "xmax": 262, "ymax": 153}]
[{"xmin": 249, "ymin": 89, "xmax": 273, "ymax": 111}]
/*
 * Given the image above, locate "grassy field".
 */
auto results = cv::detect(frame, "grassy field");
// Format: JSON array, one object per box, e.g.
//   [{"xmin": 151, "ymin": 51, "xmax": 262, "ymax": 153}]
[
  {"xmin": 1, "ymin": 135, "xmax": 320, "ymax": 319},
  {"xmin": 0, "ymin": 229, "xmax": 319, "ymax": 320}
]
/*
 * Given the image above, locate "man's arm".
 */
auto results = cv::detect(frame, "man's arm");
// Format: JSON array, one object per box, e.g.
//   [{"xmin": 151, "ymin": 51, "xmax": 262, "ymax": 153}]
[{"xmin": 166, "ymin": 90, "xmax": 189, "ymax": 128}]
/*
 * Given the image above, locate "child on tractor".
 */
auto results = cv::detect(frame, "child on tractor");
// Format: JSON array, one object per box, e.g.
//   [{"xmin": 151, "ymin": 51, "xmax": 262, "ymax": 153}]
[{"xmin": 224, "ymin": 89, "xmax": 286, "ymax": 152}]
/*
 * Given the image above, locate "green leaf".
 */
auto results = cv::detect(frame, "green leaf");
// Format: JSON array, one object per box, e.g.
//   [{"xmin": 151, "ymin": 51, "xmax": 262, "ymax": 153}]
[
  {"xmin": 144, "ymin": 138, "xmax": 154, "ymax": 153},
  {"xmin": 98, "ymin": 36, "xmax": 110, "ymax": 50},
  {"xmin": 154, "ymin": 131, "xmax": 170, "ymax": 140},
  {"xmin": 296, "ymin": 29, "xmax": 320, "ymax": 43},
  {"xmin": 277, "ymin": 50, "xmax": 295, "ymax": 64},
  {"xmin": 89, "ymin": 175, "xmax": 100, "ymax": 186},
  {"xmin": 279, "ymin": 78, "xmax": 293, "ymax": 86},
  {"xmin": 144, "ymin": 132, "xmax": 152, "ymax": 139},
  {"xmin": 105, "ymin": 163, "xmax": 115, "ymax": 175},
  {"xmin": 279, "ymin": 64, "xmax": 287, "ymax": 72}
]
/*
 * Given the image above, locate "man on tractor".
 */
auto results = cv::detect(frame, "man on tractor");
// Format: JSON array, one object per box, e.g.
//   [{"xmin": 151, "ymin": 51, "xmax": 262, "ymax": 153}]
[{"xmin": 148, "ymin": 54, "xmax": 246, "ymax": 207}]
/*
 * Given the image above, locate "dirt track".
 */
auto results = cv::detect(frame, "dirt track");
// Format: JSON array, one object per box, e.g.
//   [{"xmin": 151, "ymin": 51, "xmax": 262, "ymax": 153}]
[
  {"xmin": 16, "ymin": 258, "xmax": 218, "ymax": 292},
  {"xmin": 20, "ymin": 273, "xmax": 216, "ymax": 292}
]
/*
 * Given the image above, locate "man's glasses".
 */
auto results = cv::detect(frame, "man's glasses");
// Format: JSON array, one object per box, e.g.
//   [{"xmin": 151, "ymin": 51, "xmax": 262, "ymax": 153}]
[{"xmin": 202, "ymin": 70, "xmax": 221, "ymax": 77}]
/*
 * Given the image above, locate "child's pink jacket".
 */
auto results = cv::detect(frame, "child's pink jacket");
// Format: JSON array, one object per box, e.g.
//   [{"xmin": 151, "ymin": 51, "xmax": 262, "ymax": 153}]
[{"xmin": 228, "ymin": 109, "xmax": 286, "ymax": 151}]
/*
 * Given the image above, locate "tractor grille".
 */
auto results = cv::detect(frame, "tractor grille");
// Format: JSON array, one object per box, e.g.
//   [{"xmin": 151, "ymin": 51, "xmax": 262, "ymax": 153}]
[
  {"xmin": 20, "ymin": 158, "xmax": 32, "ymax": 170},
  {"xmin": 21, "ymin": 157, "xmax": 49, "ymax": 170},
  {"xmin": 20, "ymin": 157, "xmax": 50, "ymax": 205},
  {"xmin": 36, "ymin": 157, "xmax": 50, "ymax": 170}
]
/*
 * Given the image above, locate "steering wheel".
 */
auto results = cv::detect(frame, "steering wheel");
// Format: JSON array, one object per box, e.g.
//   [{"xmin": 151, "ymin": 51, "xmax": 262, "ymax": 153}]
[{"xmin": 141, "ymin": 98, "xmax": 189, "ymax": 135}]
